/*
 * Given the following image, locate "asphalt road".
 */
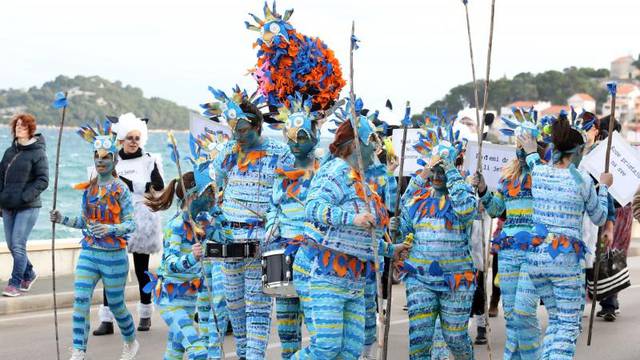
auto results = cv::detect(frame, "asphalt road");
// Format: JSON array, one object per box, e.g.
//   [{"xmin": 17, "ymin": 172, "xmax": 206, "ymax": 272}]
[{"xmin": 2, "ymin": 259, "xmax": 640, "ymax": 360}]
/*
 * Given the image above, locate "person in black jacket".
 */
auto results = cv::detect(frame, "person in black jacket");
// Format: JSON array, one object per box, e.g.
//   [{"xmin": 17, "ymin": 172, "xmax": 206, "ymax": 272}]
[{"xmin": 1, "ymin": 113, "xmax": 49, "ymax": 297}]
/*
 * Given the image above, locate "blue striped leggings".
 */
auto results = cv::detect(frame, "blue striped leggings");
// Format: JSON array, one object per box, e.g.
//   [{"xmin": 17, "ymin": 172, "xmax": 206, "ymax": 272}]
[
  {"xmin": 515, "ymin": 250, "xmax": 583, "ymax": 360},
  {"xmin": 405, "ymin": 276, "xmax": 475, "ymax": 360},
  {"xmin": 199, "ymin": 259, "xmax": 229, "ymax": 359},
  {"xmin": 288, "ymin": 248, "xmax": 316, "ymax": 359},
  {"xmin": 157, "ymin": 287, "xmax": 207, "ymax": 360},
  {"xmin": 222, "ymin": 258, "xmax": 272, "ymax": 359},
  {"xmin": 293, "ymin": 270, "xmax": 366, "ymax": 360},
  {"xmin": 72, "ymin": 248, "xmax": 135, "ymax": 350},
  {"xmin": 500, "ymin": 249, "xmax": 541, "ymax": 360}
]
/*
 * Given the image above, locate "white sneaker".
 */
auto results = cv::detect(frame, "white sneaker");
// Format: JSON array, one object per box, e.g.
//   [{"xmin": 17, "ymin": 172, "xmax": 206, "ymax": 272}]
[
  {"xmin": 69, "ymin": 348, "xmax": 86, "ymax": 360},
  {"xmin": 120, "ymin": 339, "xmax": 139, "ymax": 360}
]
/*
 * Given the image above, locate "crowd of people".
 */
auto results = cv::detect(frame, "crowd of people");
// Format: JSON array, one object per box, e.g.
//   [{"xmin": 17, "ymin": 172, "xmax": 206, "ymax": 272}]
[{"xmin": 2, "ymin": 3, "xmax": 640, "ymax": 360}]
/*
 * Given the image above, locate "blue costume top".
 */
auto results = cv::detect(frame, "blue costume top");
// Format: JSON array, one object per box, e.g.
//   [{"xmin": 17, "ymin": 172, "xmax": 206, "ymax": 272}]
[
  {"xmin": 212, "ymin": 138, "xmax": 295, "ymax": 242},
  {"xmin": 266, "ymin": 161, "xmax": 319, "ymax": 242},
  {"xmin": 526, "ymin": 153, "xmax": 608, "ymax": 254},
  {"xmin": 64, "ymin": 179, "xmax": 136, "ymax": 250},
  {"xmin": 399, "ymin": 167, "xmax": 478, "ymax": 291},
  {"xmin": 305, "ymin": 157, "xmax": 395, "ymax": 263}
]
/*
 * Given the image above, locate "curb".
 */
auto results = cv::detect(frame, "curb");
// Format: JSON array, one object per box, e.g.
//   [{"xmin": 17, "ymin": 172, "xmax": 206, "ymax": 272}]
[{"xmin": 0, "ymin": 285, "xmax": 140, "ymax": 316}]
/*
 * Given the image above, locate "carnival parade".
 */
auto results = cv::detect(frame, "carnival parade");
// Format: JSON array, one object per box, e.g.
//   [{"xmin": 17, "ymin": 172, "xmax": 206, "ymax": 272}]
[{"xmin": 2, "ymin": 0, "xmax": 640, "ymax": 359}]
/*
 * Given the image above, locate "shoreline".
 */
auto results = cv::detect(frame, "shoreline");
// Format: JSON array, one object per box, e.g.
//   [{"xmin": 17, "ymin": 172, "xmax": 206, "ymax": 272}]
[{"xmin": 0, "ymin": 123, "xmax": 189, "ymax": 133}]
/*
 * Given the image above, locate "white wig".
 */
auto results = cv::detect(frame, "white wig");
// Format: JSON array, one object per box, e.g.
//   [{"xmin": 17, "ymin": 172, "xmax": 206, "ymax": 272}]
[{"xmin": 112, "ymin": 112, "xmax": 149, "ymax": 148}]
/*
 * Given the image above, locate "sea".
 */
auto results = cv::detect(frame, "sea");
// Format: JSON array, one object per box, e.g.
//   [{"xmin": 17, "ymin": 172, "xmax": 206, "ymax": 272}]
[{"xmin": 0, "ymin": 126, "xmax": 332, "ymax": 242}]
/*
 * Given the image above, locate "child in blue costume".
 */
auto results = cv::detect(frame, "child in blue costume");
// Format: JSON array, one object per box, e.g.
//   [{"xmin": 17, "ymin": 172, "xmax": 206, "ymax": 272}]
[
  {"xmin": 517, "ymin": 112, "xmax": 612, "ymax": 360},
  {"xmin": 292, "ymin": 104, "xmax": 409, "ymax": 360},
  {"xmin": 50, "ymin": 120, "xmax": 138, "ymax": 360},
  {"xmin": 264, "ymin": 95, "xmax": 324, "ymax": 358},
  {"xmin": 203, "ymin": 86, "xmax": 294, "ymax": 359},
  {"xmin": 190, "ymin": 127, "xmax": 233, "ymax": 359},
  {"xmin": 393, "ymin": 117, "xmax": 478, "ymax": 360},
  {"xmin": 470, "ymin": 108, "xmax": 545, "ymax": 359}
]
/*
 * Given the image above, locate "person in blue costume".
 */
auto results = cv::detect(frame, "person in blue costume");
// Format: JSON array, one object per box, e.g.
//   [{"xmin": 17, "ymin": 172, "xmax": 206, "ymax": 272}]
[
  {"xmin": 470, "ymin": 108, "xmax": 547, "ymax": 359},
  {"xmin": 392, "ymin": 114, "xmax": 478, "ymax": 360},
  {"xmin": 202, "ymin": 86, "xmax": 294, "ymax": 359},
  {"xmin": 263, "ymin": 94, "xmax": 325, "ymax": 358},
  {"xmin": 143, "ymin": 161, "xmax": 227, "ymax": 360},
  {"xmin": 291, "ymin": 100, "xmax": 410, "ymax": 360},
  {"xmin": 517, "ymin": 111, "xmax": 612, "ymax": 360},
  {"xmin": 50, "ymin": 120, "xmax": 139, "ymax": 360}
]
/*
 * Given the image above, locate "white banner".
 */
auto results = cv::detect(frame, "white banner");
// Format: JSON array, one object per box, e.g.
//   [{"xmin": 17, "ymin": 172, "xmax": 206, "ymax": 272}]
[
  {"xmin": 463, "ymin": 141, "xmax": 516, "ymax": 191},
  {"xmin": 391, "ymin": 128, "xmax": 423, "ymax": 176},
  {"xmin": 580, "ymin": 131, "xmax": 640, "ymax": 206},
  {"xmin": 189, "ymin": 112, "xmax": 232, "ymax": 139}
]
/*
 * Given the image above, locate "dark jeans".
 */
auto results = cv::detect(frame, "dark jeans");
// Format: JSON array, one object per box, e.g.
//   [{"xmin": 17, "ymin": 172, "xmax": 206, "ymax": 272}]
[
  {"xmin": 490, "ymin": 252, "xmax": 501, "ymax": 305},
  {"xmin": 103, "ymin": 252, "xmax": 151, "ymax": 306},
  {"xmin": 600, "ymin": 293, "xmax": 619, "ymax": 312},
  {"xmin": 3, "ymin": 208, "xmax": 39, "ymax": 287},
  {"xmin": 471, "ymin": 271, "xmax": 486, "ymax": 316}
]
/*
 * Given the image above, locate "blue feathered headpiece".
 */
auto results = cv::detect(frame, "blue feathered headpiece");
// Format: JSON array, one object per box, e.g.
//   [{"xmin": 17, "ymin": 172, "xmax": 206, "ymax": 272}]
[
  {"xmin": 271, "ymin": 93, "xmax": 319, "ymax": 142},
  {"xmin": 413, "ymin": 111, "xmax": 468, "ymax": 167},
  {"xmin": 329, "ymin": 98, "xmax": 384, "ymax": 146},
  {"xmin": 200, "ymin": 85, "xmax": 264, "ymax": 130},
  {"xmin": 500, "ymin": 107, "xmax": 540, "ymax": 139},
  {"xmin": 77, "ymin": 119, "xmax": 119, "ymax": 157}
]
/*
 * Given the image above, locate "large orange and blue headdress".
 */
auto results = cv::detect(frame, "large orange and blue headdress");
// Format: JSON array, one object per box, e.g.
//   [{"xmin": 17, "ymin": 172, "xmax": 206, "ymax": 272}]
[
  {"xmin": 413, "ymin": 111, "xmax": 468, "ymax": 167},
  {"xmin": 246, "ymin": 1, "xmax": 345, "ymax": 111},
  {"xmin": 77, "ymin": 119, "xmax": 119, "ymax": 157},
  {"xmin": 200, "ymin": 85, "xmax": 263, "ymax": 131}
]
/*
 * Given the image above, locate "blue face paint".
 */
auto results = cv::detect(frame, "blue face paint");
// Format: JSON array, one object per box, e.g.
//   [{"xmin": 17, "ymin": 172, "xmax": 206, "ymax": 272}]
[
  {"xmin": 359, "ymin": 141, "xmax": 376, "ymax": 168},
  {"xmin": 233, "ymin": 119, "xmax": 260, "ymax": 150},
  {"xmin": 429, "ymin": 165, "xmax": 448, "ymax": 193},
  {"xmin": 94, "ymin": 152, "xmax": 116, "ymax": 181},
  {"xmin": 189, "ymin": 191, "xmax": 214, "ymax": 219},
  {"xmin": 288, "ymin": 131, "xmax": 318, "ymax": 161}
]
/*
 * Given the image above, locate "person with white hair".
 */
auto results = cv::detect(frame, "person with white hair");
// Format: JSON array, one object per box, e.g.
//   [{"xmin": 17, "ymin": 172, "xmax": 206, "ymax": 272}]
[{"xmin": 93, "ymin": 112, "xmax": 165, "ymax": 336}]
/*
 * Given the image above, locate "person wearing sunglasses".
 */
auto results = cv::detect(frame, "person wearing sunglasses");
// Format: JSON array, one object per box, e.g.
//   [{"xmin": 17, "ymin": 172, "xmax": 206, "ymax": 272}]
[{"xmin": 92, "ymin": 113, "xmax": 164, "ymax": 336}]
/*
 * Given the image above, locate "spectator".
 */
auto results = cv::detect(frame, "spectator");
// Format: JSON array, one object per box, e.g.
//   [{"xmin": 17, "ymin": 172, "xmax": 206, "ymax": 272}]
[{"xmin": 1, "ymin": 113, "xmax": 49, "ymax": 297}]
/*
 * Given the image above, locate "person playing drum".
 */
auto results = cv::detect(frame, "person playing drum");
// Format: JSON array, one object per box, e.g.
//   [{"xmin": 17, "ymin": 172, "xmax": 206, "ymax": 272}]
[
  {"xmin": 263, "ymin": 94, "xmax": 325, "ymax": 358},
  {"xmin": 205, "ymin": 86, "xmax": 295, "ymax": 360}
]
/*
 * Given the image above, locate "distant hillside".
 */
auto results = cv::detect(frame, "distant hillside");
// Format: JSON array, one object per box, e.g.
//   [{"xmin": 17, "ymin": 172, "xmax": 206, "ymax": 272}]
[
  {"xmin": 420, "ymin": 67, "xmax": 612, "ymax": 117},
  {"xmin": 0, "ymin": 75, "xmax": 192, "ymax": 129}
]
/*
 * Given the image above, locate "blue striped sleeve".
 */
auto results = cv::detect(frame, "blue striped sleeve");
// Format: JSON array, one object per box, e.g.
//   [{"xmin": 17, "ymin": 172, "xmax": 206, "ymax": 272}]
[
  {"xmin": 305, "ymin": 167, "xmax": 355, "ymax": 227},
  {"xmin": 446, "ymin": 167, "xmax": 478, "ymax": 224}
]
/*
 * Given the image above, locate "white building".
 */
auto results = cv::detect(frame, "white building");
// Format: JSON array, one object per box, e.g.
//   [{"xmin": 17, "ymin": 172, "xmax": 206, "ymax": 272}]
[
  {"xmin": 602, "ymin": 83, "xmax": 640, "ymax": 123},
  {"xmin": 611, "ymin": 56, "xmax": 640, "ymax": 80},
  {"xmin": 567, "ymin": 93, "xmax": 596, "ymax": 113}
]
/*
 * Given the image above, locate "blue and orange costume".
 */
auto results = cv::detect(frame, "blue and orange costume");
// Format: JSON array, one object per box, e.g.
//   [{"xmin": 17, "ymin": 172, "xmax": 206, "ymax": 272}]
[
  {"xmin": 479, "ymin": 108, "xmax": 543, "ymax": 359},
  {"xmin": 60, "ymin": 121, "xmax": 137, "ymax": 353},
  {"xmin": 397, "ymin": 116, "xmax": 477, "ymax": 360},
  {"xmin": 514, "ymin": 115, "xmax": 609, "ymax": 359},
  {"xmin": 204, "ymin": 85, "xmax": 295, "ymax": 359}
]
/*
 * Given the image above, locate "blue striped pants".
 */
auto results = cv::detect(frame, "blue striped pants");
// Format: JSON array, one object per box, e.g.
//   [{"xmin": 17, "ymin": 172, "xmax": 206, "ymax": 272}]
[
  {"xmin": 72, "ymin": 248, "xmax": 135, "ymax": 350},
  {"xmin": 289, "ymin": 246, "xmax": 316, "ymax": 359},
  {"xmin": 516, "ymin": 250, "xmax": 583, "ymax": 360},
  {"xmin": 222, "ymin": 258, "xmax": 272, "ymax": 359},
  {"xmin": 199, "ymin": 259, "xmax": 229, "ymax": 359},
  {"xmin": 405, "ymin": 275, "xmax": 475, "ymax": 360},
  {"xmin": 157, "ymin": 287, "xmax": 207, "ymax": 360},
  {"xmin": 501, "ymin": 249, "xmax": 541, "ymax": 360},
  {"xmin": 293, "ymin": 268, "xmax": 366, "ymax": 359}
]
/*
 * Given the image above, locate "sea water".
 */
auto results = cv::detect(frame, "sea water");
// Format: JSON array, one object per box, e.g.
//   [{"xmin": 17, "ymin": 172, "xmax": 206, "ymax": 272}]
[{"xmin": 0, "ymin": 126, "xmax": 332, "ymax": 242}]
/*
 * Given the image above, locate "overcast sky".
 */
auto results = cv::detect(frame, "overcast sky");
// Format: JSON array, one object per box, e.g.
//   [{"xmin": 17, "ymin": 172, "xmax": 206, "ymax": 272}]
[{"xmin": 1, "ymin": 0, "xmax": 638, "ymax": 119}]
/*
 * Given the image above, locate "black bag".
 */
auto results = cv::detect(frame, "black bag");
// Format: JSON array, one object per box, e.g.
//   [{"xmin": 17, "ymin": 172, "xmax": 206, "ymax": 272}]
[{"xmin": 586, "ymin": 249, "xmax": 631, "ymax": 301}]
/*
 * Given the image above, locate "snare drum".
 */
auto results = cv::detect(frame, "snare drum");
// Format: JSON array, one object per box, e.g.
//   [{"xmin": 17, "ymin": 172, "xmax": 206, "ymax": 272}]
[{"xmin": 261, "ymin": 249, "xmax": 298, "ymax": 298}]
